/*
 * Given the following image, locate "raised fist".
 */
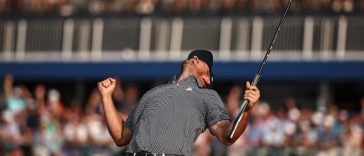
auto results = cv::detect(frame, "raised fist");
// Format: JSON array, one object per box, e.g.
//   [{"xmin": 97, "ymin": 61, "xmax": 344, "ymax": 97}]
[{"xmin": 98, "ymin": 78, "xmax": 117, "ymax": 97}]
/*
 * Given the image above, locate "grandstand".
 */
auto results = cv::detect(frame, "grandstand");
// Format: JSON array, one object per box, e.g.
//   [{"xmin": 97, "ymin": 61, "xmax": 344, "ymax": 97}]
[{"xmin": 1, "ymin": 0, "xmax": 364, "ymax": 155}]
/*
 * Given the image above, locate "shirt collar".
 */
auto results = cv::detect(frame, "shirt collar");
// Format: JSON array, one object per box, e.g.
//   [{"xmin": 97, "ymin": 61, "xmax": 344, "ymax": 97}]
[
  {"xmin": 169, "ymin": 75, "xmax": 177, "ymax": 84},
  {"xmin": 172, "ymin": 75, "xmax": 203, "ymax": 88}
]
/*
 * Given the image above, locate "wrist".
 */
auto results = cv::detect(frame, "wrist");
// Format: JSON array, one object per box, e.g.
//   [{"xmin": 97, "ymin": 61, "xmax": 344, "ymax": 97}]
[
  {"xmin": 245, "ymin": 108, "xmax": 252, "ymax": 112},
  {"xmin": 245, "ymin": 102, "xmax": 256, "ymax": 112},
  {"xmin": 101, "ymin": 94, "xmax": 113, "ymax": 100}
]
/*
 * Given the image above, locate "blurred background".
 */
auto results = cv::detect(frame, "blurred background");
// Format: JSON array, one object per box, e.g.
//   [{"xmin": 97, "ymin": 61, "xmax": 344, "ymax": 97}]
[{"xmin": 1, "ymin": 0, "xmax": 364, "ymax": 156}]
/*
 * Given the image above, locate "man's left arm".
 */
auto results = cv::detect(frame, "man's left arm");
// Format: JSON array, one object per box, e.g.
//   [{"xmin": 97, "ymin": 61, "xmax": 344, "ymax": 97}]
[{"xmin": 209, "ymin": 81, "xmax": 260, "ymax": 145}]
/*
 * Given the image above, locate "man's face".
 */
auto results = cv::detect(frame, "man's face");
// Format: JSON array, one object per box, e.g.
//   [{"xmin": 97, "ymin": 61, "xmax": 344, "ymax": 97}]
[{"xmin": 188, "ymin": 56, "xmax": 211, "ymax": 88}]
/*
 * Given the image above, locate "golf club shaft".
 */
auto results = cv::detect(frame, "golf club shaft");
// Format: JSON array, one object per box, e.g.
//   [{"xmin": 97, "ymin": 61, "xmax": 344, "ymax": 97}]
[{"xmin": 227, "ymin": 0, "xmax": 294, "ymax": 140}]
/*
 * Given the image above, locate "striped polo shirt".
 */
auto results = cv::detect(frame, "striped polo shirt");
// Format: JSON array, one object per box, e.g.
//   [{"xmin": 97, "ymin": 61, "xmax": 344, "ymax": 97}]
[{"xmin": 124, "ymin": 76, "xmax": 230, "ymax": 155}]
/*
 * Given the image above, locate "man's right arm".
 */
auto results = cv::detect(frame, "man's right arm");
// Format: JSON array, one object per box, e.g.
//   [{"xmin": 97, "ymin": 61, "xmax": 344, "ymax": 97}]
[
  {"xmin": 208, "ymin": 81, "xmax": 260, "ymax": 146},
  {"xmin": 98, "ymin": 78, "xmax": 132, "ymax": 146}
]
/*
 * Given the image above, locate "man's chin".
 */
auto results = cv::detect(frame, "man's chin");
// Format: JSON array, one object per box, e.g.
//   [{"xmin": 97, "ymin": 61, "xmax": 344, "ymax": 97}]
[
  {"xmin": 182, "ymin": 59, "xmax": 188, "ymax": 64},
  {"xmin": 183, "ymin": 60, "xmax": 194, "ymax": 66}
]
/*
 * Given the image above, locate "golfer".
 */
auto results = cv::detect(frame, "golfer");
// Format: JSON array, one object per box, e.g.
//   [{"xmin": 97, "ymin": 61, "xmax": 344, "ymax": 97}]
[{"xmin": 98, "ymin": 50, "xmax": 260, "ymax": 156}]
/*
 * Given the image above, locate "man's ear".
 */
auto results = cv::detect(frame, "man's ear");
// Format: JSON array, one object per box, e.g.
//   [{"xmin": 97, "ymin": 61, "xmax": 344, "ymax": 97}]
[{"xmin": 193, "ymin": 56, "xmax": 199, "ymax": 64}]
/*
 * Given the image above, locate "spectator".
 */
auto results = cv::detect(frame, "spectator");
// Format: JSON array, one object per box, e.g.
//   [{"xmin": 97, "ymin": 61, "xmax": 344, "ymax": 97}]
[
  {"xmin": 341, "ymin": 119, "xmax": 363, "ymax": 156},
  {"xmin": 123, "ymin": 0, "xmax": 138, "ymax": 14},
  {"xmin": 320, "ymin": 0, "xmax": 334, "ymax": 13},
  {"xmin": 0, "ymin": 111, "xmax": 23, "ymax": 155},
  {"xmin": 360, "ymin": 97, "xmax": 364, "ymax": 119},
  {"xmin": 136, "ymin": 0, "xmax": 157, "ymax": 15},
  {"xmin": 84, "ymin": 91, "xmax": 114, "ymax": 155},
  {"xmin": 317, "ymin": 115, "xmax": 340, "ymax": 156},
  {"xmin": 89, "ymin": 0, "xmax": 104, "ymax": 15},
  {"xmin": 104, "ymin": 0, "xmax": 123, "ymax": 14},
  {"xmin": 244, "ymin": 102, "xmax": 270, "ymax": 156},
  {"xmin": 0, "ymin": 0, "xmax": 9, "ymax": 15},
  {"xmin": 193, "ymin": 130, "xmax": 213, "ymax": 156},
  {"xmin": 63, "ymin": 99, "xmax": 87, "ymax": 155},
  {"xmin": 3, "ymin": 74, "xmax": 27, "ymax": 113},
  {"xmin": 360, "ymin": 0, "xmax": 364, "ymax": 13},
  {"xmin": 295, "ymin": 120, "xmax": 318, "ymax": 155},
  {"xmin": 119, "ymin": 83, "xmax": 139, "ymax": 116},
  {"xmin": 302, "ymin": 0, "xmax": 320, "ymax": 13},
  {"xmin": 47, "ymin": 89, "xmax": 64, "ymax": 120},
  {"xmin": 332, "ymin": 0, "xmax": 354, "ymax": 13},
  {"xmin": 173, "ymin": 0, "xmax": 189, "ymax": 14}
]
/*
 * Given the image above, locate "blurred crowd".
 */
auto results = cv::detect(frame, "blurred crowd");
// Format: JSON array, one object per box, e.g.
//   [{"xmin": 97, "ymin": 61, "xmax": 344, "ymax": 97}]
[
  {"xmin": 0, "ymin": 74, "xmax": 139, "ymax": 156},
  {"xmin": 194, "ymin": 86, "xmax": 364, "ymax": 156},
  {"xmin": 0, "ymin": 0, "xmax": 364, "ymax": 16},
  {"xmin": 1, "ymin": 73, "xmax": 364, "ymax": 156}
]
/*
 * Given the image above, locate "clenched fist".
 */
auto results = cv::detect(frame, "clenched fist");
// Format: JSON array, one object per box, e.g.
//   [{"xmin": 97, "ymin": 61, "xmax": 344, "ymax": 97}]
[{"xmin": 98, "ymin": 78, "xmax": 117, "ymax": 97}]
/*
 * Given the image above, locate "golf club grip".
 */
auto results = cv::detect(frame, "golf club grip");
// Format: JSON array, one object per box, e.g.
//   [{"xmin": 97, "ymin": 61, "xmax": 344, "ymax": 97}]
[{"xmin": 227, "ymin": 75, "xmax": 260, "ymax": 140}]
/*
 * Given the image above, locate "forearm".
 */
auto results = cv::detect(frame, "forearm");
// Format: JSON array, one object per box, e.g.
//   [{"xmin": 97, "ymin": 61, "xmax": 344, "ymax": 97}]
[
  {"xmin": 224, "ymin": 110, "xmax": 250, "ymax": 144},
  {"xmin": 101, "ymin": 95, "xmax": 124, "ymax": 144},
  {"xmin": 211, "ymin": 110, "xmax": 250, "ymax": 146}
]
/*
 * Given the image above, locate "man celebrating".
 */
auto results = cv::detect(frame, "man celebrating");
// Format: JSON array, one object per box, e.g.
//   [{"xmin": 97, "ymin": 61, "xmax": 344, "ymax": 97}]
[{"xmin": 98, "ymin": 50, "xmax": 260, "ymax": 156}]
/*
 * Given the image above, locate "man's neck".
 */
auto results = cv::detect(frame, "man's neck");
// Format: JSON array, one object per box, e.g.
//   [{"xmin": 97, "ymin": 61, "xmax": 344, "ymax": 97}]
[
  {"xmin": 177, "ymin": 72, "xmax": 206, "ymax": 88},
  {"xmin": 177, "ymin": 72, "xmax": 194, "ymax": 83}
]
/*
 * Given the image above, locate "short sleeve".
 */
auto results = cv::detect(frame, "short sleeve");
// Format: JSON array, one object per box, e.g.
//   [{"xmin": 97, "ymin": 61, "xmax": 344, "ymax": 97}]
[
  {"xmin": 205, "ymin": 90, "xmax": 230, "ymax": 128},
  {"xmin": 124, "ymin": 109, "xmax": 136, "ymax": 130},
  {"xmin": 124, "ymin": 91, "xmax": 150, "ymax": 130}
]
